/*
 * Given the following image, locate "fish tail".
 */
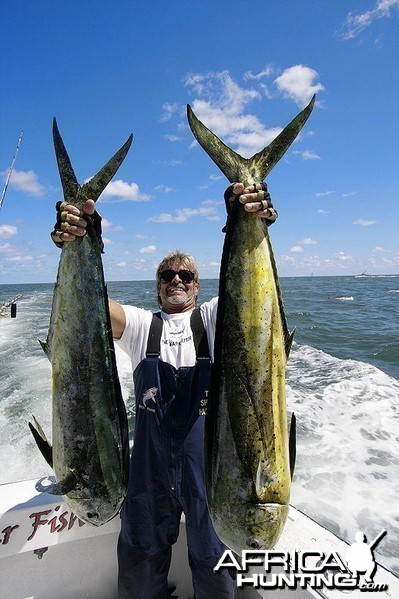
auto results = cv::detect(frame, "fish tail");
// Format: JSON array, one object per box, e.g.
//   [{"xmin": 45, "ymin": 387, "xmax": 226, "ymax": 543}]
[
  {"xmin": 53, "ymin": 118, "xmax": 133, "ymax": 204},
  {"xmin": 187, "ymin": 96, "xmax": 316, "ymax": 185}
]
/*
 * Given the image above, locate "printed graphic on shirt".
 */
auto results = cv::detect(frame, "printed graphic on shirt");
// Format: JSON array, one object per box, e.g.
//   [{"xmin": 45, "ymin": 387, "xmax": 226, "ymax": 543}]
[
  {"xmin": 139, "ymin": 387, "xmax": 158, "ymax": 414},
  {"xmin": 161, "ymin": 325, "xmax": 193, "ymax": 348},
  {"xmin": 199, "ymin": 390, "xmax": 209, "ymax": 416}
]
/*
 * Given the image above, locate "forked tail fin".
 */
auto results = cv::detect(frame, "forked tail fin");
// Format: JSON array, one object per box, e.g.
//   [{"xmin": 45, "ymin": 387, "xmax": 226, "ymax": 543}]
[
  {"xmin": 53, "ymin": 118, "xmax": 133, "ymax": 204},
  {"xmin": 187, "ymin": 95, "xmax": 315, "ymax": 186}
]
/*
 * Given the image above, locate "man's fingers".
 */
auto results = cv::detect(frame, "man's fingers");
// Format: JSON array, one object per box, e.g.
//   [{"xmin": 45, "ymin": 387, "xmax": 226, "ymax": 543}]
[
  {"xmin": 232, "ymin": 182, "xmax": 245, "ymax": 196},
  {"xmin": 241, "ymin": 190, "xmax": 270, "ymax": 208},
  {"xmin": 83, "ymin": 199, "xmax": 95, "ymax": 215},
  {"xmin": 61, "ymin": 211, "xmax": 87, "ymax": 228},
  {"xmin": 60, "ymin": 231, "xmax": 77, "ymax": 242},
  {"xmin": 62, "ymin": 223, "xmax": 87, "ymax": 237}
]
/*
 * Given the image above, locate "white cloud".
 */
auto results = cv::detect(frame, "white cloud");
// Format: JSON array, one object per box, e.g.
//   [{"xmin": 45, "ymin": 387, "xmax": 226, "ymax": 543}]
[
  {"xmin": 243, "ymin": 66, "xmax": 274, "ymax": 81},
  {"xmin": 293, "ymin": 149, "xmax": 321, "ymax": 160},
  {"xmin": 163, "ymin": 134, "xmax": 181, "ymax": 142},
  {"xmin": 6, "ymin": 169, "xmax": 45, "ymax": 197},
  {"xmin": 316, "ymin": 191, "xmax": 335, "ymax": 197},
  {"xmin": 181, "ymin": 67, "xmax": 324, "ymax": 158},
  {"xmin": 0, "ymin": 242, "xmax": 15, "ymax": 255},
  {"xmin": 0, "ymin": 242, "xmax": 33, "ymax": 263},
  {"xmin": 353, "ymin": 219, "xmax": 377, "ymax": 226},
  {"xmin": 302, "ymin": 255, "xmax": 322, "ymax": 268},
  {"xmin": 155, "ymin": 184, "xmax": 174, "ymax": 193},
  {"xmin": 99, "ymin": 179, "xmax": 151, "ymax": 203},
  {"xmin": 160, "ymin": 103, "xmax": 180, "ymax": 122},
  {"xmin": 139, "ymin": 245, "xmax": 157, "ymax": 254},
  {"xmin": 201, "ymin": 199, "xmax": 224, "ymax": 207},
  {"xmin": 185, "ymin": 70, "xmax": 281, "ymax": 157},
  {"xmin": 338, "ymin": 0, "xmax": 399, "ymax": 40},
  {"xmin": 157, "ymin": 159, "xmax": 183, "ymax": 167},
  {"xmin": 280, "ymin": 255, "xmax": 296, "ymax": 265},
  {"xmin": 342, "ymin": 191, "xmax": 357, "ymax": 198},
  {"xmin": 101, "ymin": 218, "xmax": 124, "ymax": 233},
  {"xmin": 0, "ymin": 225, "xmax": 17, "ymax": 239},
  {"xmin": 335, "ymin": 251, "xmax": 354, "ymax": 261},
  {"xmin": 101, "ymin": 218, "xmax": 112, "ymax": 230},
  {"xmin": 6, "ymin": 254, "xmax": 33, "ymax": 262},
  {"xmin": 373, "ymin": 246, "xmax": 386, "ymax": 253},
  {"xmin": 298, "ymin": 237, "xmax": 317, "ymax": 245},
  {"xmin": 318, "ymin": 209, "xmax": 330, "ymax": 214},
  {"xmin": 148, "ymin": 203, "xmax": 218, "ymax": 224},
  {"xmin": 274, "ymin": 65, "xmax": 324, "ymax": 106},
  {"xmin": 290, "ymin": 246, "xmax": 304, "ymax": 253},
  {"xmin": 117, "ymin": 261, "xmax": 127, "ymax": 268}
]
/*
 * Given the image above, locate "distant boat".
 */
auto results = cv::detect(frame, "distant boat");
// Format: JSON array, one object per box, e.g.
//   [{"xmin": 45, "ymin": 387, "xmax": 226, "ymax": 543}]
[
  {"xmin": 0, "ymin": 294, "xmax": 21, "ymax": 318},
  {"xmin": 355, "ymin": 272, "xmax": 369, "ymax": 278}
]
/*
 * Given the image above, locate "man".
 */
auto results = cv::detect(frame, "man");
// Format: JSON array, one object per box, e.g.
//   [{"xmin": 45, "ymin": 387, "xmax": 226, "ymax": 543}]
[{"xmin": 52, "ymin": 182, "xmax": 277, "ymax": 598}]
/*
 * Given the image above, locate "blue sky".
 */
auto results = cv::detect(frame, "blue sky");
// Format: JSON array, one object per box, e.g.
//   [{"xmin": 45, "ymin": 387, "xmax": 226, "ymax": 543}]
[{"xmin": 1, "ymin": 0, "xmax": 398, "ymax": 283}]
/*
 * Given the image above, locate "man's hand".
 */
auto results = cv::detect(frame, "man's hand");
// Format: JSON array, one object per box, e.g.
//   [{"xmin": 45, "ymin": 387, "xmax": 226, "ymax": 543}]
[
  {"xmin": 224, "ymin": 182, "xmax": 278, "ymax": 224},
  {"xmin": 51, "ymin": 199, "xmax": 97, "ymax": 247}
]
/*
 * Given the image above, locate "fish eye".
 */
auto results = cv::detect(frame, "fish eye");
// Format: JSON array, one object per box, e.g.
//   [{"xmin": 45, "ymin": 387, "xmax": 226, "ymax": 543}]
[
  {"xmin": 87, "ymin": 512, "xmax": 99, "ymax": 520},
  {"xmin": 248, "ymin": 538, "xmax": 260, "ymax": 549}
]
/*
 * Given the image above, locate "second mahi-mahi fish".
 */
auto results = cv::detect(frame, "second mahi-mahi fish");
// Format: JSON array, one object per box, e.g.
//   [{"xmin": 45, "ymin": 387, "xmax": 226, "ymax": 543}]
[{"xmin": 187, "ymin": 96, "xmax": 315, "ymax": 551}]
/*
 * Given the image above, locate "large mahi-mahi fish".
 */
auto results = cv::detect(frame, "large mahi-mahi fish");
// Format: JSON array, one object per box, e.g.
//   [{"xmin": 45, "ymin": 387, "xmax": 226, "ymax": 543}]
[
  {"xmin": 187, "ymin": 96, "xmax": 315, "ymax": 551},
  {"xmin": 29, "ymin": 121, "xmax": 131, "ymax": 525}
]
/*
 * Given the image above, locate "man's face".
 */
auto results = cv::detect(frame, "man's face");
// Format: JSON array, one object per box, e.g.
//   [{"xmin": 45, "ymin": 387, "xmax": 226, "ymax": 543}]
[{"xmin": 158, "ymin": 262, "xmax": 199, "ymax": 313}]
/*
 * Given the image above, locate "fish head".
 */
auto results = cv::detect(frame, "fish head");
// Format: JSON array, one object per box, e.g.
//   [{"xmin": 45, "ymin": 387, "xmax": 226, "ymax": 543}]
[
  {"xmin": 243, "ymin": 504, "xmax": 289, "ymax": 550},
  {"xmin": 213, "ymin": 503, "xmax": 289, "ymax": 553}
]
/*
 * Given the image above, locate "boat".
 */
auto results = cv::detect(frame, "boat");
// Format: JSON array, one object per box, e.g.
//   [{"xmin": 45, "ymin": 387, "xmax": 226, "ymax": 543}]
[
  {"xmin": 1, "ymin": 477, "xmax": 397, "ymax": 598},
  {"xmin": 0, "ymin": 294, "xmax": 21, "ymax": 318}
]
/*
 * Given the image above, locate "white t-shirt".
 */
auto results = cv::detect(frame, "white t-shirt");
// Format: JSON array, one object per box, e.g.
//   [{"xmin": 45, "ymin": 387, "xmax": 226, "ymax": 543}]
[{"xmin": 116, "ymin": 297, "xmax": 219, "ymax": 372}]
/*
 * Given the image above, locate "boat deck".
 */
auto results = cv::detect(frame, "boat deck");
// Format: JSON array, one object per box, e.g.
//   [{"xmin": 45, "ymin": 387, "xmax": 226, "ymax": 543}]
[{"xmin": 0, "ymin": 478, "xmax": 397, "ymax": 598}]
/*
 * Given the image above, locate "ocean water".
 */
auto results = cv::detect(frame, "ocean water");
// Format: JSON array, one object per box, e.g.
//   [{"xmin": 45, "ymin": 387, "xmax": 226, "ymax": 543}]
[{"xmin": 0, "ymin": 275, "xmax": 398, "ymax": 574}]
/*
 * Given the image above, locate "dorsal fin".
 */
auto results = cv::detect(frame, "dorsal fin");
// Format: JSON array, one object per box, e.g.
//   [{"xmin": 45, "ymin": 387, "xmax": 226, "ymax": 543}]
[{"xmin": 187, "ymin": 95, "xmax": 315, "ymax": 186}]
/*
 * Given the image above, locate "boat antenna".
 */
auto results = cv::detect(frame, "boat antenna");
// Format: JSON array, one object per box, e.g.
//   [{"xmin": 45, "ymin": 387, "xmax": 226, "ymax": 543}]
[{"xmin": 0, "ymin": 131, "xmax": 24, "ymax": 211}]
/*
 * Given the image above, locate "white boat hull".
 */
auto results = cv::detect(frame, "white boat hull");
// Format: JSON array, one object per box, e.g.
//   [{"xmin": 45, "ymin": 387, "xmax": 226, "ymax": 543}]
[{"xmin": 0, "ymin": 478, "xmax": 397, "ymax": 598}]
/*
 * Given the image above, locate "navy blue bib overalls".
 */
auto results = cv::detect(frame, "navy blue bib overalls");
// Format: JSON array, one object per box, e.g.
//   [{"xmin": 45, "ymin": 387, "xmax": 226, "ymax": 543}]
[{"xmin": 117, "ymin": 309, "xmax": 235, "ymax": 599}]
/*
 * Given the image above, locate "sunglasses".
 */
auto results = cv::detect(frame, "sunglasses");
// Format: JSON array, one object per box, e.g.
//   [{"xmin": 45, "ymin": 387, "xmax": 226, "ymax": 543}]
[{"xmin": 160, "ymin": 269, "xmax": 195, "ymax": 284}]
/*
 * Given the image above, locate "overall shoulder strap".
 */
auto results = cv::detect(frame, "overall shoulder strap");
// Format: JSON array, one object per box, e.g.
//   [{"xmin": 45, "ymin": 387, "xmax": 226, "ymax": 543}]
[
  {"xmin": 190, "ymin": 308, "xmax": 210, "ymax": 359},
  {"xmin": 146, "ymin": 312, "xmax": 163, "ymax": 357}
]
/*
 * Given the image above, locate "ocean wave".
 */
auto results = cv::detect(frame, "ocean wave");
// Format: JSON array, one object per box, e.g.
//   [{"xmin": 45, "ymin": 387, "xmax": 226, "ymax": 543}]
[
  {"xmin": 335, "ymin": 296, "xmax": 354, "ymax": 301},
  {"xmin": 287, "ymin": 343, "xmax": 399, "ymax": 574}
]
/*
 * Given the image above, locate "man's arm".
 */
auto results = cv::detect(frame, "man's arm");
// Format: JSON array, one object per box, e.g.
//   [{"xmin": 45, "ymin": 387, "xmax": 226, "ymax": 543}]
[{"xmin": 109, "ymin": 298, "xmax": 126, "ymax": 340}]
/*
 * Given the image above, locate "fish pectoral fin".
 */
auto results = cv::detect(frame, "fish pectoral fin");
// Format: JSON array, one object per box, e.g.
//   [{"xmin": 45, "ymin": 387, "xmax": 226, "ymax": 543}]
[
  {"xmin": 285, "ymin": 328, "xmax": 296, "ymax": 359},
  {"xmin": 29, "ymin": 416, "xmax": 53, "ymax": 467},
  {"xmin": 47, "ymin": 471, "xmax": 79, "ymax": 495},
  {"xmin": 39, "ymin": 339, "xmax": 51, "ymax": 361},
  {"xmin": 289, "ymin": 412, "xmax": 297, "ymax": 480}
]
